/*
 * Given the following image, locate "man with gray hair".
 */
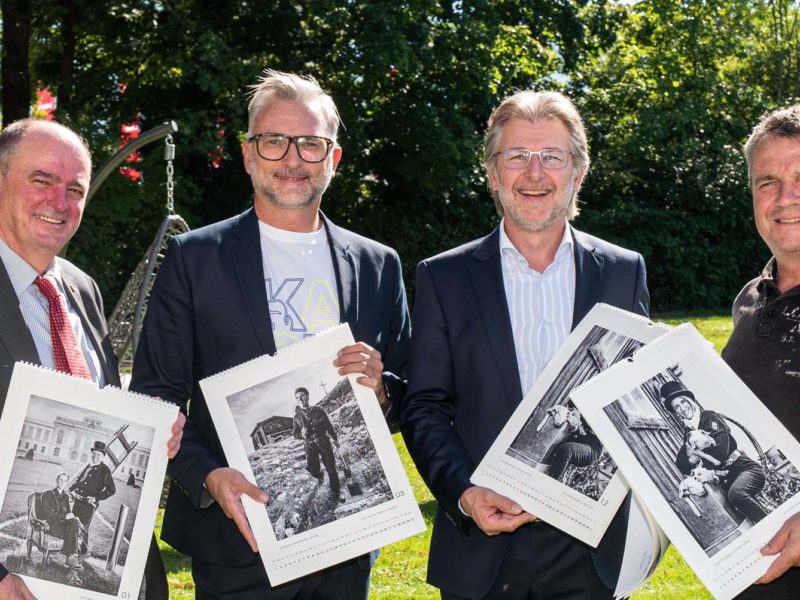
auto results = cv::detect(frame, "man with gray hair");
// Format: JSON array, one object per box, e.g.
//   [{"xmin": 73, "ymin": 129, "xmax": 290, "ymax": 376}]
[
  {"xmin": 720, "ymin": 104, "xmax": 800, "ymax": 598},
  {"xmin": 401, "ymin": 90, "xmax": 650, "ymax": 599},
  {"xmin": 0, "ymin": 118, "xmax": 183, "ymax": 600},
  {"xmin": 131, "ymin": 68, "xmax": 410, "ymax": 599}
]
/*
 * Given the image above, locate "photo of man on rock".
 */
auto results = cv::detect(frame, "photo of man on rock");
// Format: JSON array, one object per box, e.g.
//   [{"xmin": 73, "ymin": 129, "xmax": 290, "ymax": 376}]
[{"xmin": 292, "ymin": 387, "xmax": 342, "ymax": 503}]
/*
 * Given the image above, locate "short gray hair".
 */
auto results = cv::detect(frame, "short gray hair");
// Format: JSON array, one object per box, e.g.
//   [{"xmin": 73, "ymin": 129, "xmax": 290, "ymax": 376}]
[
  {"xmin": 744, "ymin": 104, "xmax": 800, "ymax": 184},
  {"xmin": 246, "ymin": 69, "xmax": 340, "ymax": 139},
  {"xmin": 483, "ymin": 90, "xmax": 589, "ymax": 219},
  {"xmin": 0, "ymin": 119, "xmax": 91, "ymax": 175}
]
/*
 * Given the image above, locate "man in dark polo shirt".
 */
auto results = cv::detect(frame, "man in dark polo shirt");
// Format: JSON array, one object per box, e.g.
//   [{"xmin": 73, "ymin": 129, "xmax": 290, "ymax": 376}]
[{"xmin": 721, "ymin": 104, "xmax": 800, "ymax": 598}]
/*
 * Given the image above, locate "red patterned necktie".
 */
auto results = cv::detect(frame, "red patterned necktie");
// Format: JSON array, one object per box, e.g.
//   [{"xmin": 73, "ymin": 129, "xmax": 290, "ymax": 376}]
[{"xmin": 34, "ymin": 276, "xmax": 93, "ymax": 380}]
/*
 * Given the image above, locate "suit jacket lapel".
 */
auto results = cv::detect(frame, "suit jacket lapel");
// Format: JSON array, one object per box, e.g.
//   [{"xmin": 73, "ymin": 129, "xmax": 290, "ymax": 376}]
[
  {"xmin": 571, "ymin": 227, "xmax": 605, "ymax": 330},
  {"xmin": 59, "ymin": 265, "xmax": 118, "ymax": 385},
  {"xmin": 0, "ymin": 259, "xmax": 39, "ymax": 364},
  {"xmin": 231, "ymin": 209, "xmax": 277, "ymax": 356},
  {"xmin": 469, "ymin": 228, "xmax": 522, "ymax": 409},
  {"xmin": 323, "ymin": 215, "xmax": 358, "ymax": 328}
]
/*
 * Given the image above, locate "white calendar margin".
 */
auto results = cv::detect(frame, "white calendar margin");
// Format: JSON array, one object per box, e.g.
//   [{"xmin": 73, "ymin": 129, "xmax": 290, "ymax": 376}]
[
  {"xmin": 0, "ymin": 363, "xmax": 177, "ymax": 600},
  {"xmin": 201, "ymin": 324, "xmax": 424, "ymax": 586},
  {"xmin": 573, "ymin": 324, "xmax": 800, "ymax": 600}
]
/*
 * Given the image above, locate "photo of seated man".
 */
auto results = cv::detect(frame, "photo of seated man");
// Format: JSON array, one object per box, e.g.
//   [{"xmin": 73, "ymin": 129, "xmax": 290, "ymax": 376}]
[
  {"xmin": 543, "ymin": 401, "xmax": 603, "ymax": 481},
  {"xmin": 40, "ymin": 472, "xmax": 86, "ymax": 573}
]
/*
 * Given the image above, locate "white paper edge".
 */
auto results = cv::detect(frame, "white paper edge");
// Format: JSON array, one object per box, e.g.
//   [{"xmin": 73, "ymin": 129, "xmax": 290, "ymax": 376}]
[
  {"xmin": 573, "ymin": 324, "xmax": 800, "ymax": 600},
  {"xmin": 0, "ymin": 363, "xmax": 177, "ymax": 600},
  {"xmin": 200, "ymin": 324, "xmax": 425, "ymax": 586}
]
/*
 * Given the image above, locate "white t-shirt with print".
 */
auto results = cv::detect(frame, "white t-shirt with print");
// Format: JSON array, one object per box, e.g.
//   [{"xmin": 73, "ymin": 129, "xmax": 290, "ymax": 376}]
[{"xmin": 258, "ymin": 220, "xmax": 340, "ymax": 350}]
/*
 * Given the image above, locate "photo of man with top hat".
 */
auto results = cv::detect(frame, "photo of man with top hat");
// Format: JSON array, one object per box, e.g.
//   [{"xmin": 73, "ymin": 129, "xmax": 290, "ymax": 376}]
[
  {"xmin": 69, "ymin": 440, "xmax": 117, "ymax": 534},
  {"xmin": 659, "ymin": 380, "xmax": 769, "ymax": 525}
]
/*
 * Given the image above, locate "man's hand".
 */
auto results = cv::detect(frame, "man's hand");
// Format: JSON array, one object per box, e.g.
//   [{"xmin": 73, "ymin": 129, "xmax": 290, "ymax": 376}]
[
  {"xmin": 757, "ymin": 512, "xmax": 800, "ymax": 583},
  {"xmin": 0, "ymin": 573, "xmax": 36, "ymax": 599},
  {"xmin": 167, "ymin": 412, "xmax": 186, "ymax": 460},
  {"xmin": 334, "ymin": 342, "xmax": 387, "ymax": 405},
  {"xmin": 459, "ymin": 486, "xmax": 536, "ymax": 536},
  {"xmin": 204, "ymin": 468, "xmax": 269, "ymax": 553}
]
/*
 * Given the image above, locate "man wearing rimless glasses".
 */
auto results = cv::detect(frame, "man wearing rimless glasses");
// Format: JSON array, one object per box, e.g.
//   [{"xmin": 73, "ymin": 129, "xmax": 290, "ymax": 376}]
[
  {"xmin": 131, "ymin": 69, "xmax": 410, "ymax": 599},
  {"xmin": 402, "ymin": 90, "xmax": 658, "ymax": 599}
]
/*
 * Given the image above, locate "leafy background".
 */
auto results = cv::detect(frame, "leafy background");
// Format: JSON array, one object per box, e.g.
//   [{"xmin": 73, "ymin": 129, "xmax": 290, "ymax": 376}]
[{"xmin": 4, "ymin": 1, "xmax": 798, "ymax": 310}]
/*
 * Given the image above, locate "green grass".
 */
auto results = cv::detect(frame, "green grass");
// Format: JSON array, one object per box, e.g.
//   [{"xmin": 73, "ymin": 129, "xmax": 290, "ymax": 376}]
[
  {"xmin": 655, "ymin": 313, "xmax": 732, "ymax": 353},
  {"xmin": 157, "ymin": 313, "xmax": 729, "ymax": 599}
]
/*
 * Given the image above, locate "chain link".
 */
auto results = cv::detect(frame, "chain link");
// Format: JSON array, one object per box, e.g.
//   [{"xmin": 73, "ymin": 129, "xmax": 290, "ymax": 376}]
[{"xmin": 164, "ymin": 134, "xmax": 175, "ymax": 214}]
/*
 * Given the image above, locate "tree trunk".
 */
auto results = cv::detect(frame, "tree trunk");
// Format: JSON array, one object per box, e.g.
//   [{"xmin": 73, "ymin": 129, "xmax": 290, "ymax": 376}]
[
  {"xmin": 57, "ymin": 0, "xmax": 77, "ymax": 111},
  {"xmin": 1, "ymin": 0, "xmax": 32, "ymax": 126}
]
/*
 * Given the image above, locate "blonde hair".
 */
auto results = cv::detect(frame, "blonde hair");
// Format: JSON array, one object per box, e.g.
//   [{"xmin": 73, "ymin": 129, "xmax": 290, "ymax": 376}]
[{"xmin": 247, "ymin": 69, "xmax": 340, "ymax": 139}]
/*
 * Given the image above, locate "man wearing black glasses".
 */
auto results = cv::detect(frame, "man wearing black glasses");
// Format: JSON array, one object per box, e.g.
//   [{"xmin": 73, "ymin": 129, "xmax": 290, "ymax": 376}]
[
  {"xmin": 131, "ymin": 69, "xmax": 410, "ymax": 599},
  {"xmin": 402, "ymin": 90, "xmax": 656, "ymax": 600}
]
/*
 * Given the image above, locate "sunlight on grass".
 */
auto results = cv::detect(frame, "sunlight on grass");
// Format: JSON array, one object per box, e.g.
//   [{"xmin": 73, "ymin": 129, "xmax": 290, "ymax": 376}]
[
  {"xmin": 654, "ymin": 313, "xmax": 733, "ymax": 353},
  {"xmin": 158, "ymin": 313, "xmax": 730, "ymax": 598}
]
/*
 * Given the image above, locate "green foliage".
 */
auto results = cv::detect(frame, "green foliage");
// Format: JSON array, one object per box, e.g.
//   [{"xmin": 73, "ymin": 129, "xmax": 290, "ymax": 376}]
[
  {"xmin": 572, "ymin": 0, "xmax": 788, "ymax": 310},
  {"xmin": 4, "ymin": 0, "xmax": 613, "ymax": 307},
  {"xmin": 5, "ymin": 1, "xmax": 800, "ymax": 309}
]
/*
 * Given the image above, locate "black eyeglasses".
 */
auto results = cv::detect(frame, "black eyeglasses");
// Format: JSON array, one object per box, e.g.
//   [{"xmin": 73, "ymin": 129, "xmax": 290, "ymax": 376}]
[{"xmin": 247, "ymin": 133, "xmax": 334, "ymax": 163}]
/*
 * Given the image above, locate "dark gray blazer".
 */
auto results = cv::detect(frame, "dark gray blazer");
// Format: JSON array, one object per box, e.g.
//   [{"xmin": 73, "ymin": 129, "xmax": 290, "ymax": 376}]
[
  {"xmin": 0, "ymin": 256, "xmax": 119, "ymax": 409},
  {"xmin": 130, "ymin": 207, "xmax": 411, "ymax": 569},
  {"xmin": 400, "ymin": 225, "xmax": 649, "ymax": 600}
]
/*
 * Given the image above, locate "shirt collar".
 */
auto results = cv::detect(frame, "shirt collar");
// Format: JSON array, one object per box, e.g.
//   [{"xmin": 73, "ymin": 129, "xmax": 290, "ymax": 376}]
[
  {"xmin": 0, "ymin": 238, "xmax": 62, "ymax": 298},
  {"xmin": 498, "ymin": 219, "xmax": 574, "ymax": 269},
  {"xmin": 758, "ymin": 257, "xmax": 778, "ymax": 287},
  {"xmin": 755, "ymin": 257, "xmax": 800, "ymax": 298}
]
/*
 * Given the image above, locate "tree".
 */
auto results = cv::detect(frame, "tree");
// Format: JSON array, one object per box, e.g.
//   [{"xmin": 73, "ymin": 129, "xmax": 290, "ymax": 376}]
[
  {"xmin": 1, "ymin": 0, "xmax": 32, "ymax": 125},
  {"xmin": 3, "ymin": 0, "xmax": 614, "ymax": 306},
  {"xmin": 573, "ymin": 0, "xmax": 778, "ymax": 309}
]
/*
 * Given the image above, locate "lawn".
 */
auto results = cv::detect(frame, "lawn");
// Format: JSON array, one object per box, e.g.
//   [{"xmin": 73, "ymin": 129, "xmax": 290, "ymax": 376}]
[{"xmin": 158, "ymin": 314, "xmax": 731, "ymax": 599}]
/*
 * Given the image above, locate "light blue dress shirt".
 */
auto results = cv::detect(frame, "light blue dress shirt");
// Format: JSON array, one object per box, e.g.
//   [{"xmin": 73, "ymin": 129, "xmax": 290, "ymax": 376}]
[
  {"xmin": 0, "ymin": 239, "xmax": 105, "ymax": 385},
  {"xmin": 499, "ymin": 219, "xmax": 576, "ymax": 396}
]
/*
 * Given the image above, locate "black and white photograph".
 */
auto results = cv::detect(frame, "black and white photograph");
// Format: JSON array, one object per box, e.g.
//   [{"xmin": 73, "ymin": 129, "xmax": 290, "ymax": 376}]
[
  {"xmin": 201, "ymin": 324, "xmax": 425, "ymax": 586},
  {"xmin": 227, "ymin": 355, "xmax": 393, "ymax": 540},
  {"xmin": 573, "ymin": 324, "xmax": 800, "ymax": 600},
  {"xmin": 471, "ymin": 303, "xmax": 668, "ymax": 554},
  {"xmin": 506, "ymin": 324, "xmax": 643, "ymax": 500},
  {"xmin": 0, "ymin": 396, "xmax": 154, "ymax": 594},
  {"xmin": 0, "ymin": 363, "xmax": 176, "ymax": 600},
  {"xmin": 602, "ymin": 370, "xmax": 797, "ymax": 558}
]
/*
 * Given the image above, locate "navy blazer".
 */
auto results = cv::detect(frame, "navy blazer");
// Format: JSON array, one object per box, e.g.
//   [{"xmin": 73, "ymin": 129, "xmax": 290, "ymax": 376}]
[
  {"xmin": 130, "ymin": 207, "xmax": 410, "ymax": 567},
  {"xmin": 400, "ymin": 225, "xmax": 649, "ymax": 599}
]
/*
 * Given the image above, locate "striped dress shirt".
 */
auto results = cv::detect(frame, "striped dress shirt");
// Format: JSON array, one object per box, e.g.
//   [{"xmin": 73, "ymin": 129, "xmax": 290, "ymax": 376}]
[
  {"xmin": 499, "ymin": 220, "xmax": 575, "ymax": 396},
  {"xmin": 0, "ymin": 239, "xmax": 105, "ymax": 385}
]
